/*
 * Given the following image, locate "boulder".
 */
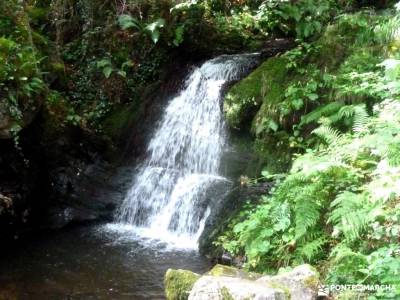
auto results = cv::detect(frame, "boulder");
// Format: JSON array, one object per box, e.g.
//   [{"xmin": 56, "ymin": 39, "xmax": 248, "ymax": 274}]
[
  {"xmin": 256, "ymin": 265, "xmax": 319, "ymax": 300},
  {"xmin": 166, "ymin": 264, "xmax": 319, "ymax": 300},
  {"xmin": 188, "ymin": 276, "xmax": 286, "ymax": 300},
  {"xmin": 207, "ymin": 264, "xmax": 261, "ymax": 280},
  {"xmin": 165, "ymin": 269, "xmax": 201, "ymax": 300}
]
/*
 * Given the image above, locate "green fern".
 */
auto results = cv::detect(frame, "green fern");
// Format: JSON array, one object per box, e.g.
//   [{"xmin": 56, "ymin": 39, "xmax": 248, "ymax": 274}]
[
  {"xmin": 312, "ymin": 125, "xmax": 343, "ymax": 145},
  {"xmin": 328, "ymin": 192, "xmax": 371, "ymax": 241},
  {"xmin": 352, "ymin": 105, "xmax": 369, "ymax": 133},
  {"xmin": 118, "ymin": 14, "xmax": 143, "ymax": 30},
  {"xmin": 300, "ymin": 102, "xmax": 344, "ymax": 126},
  {"xmin": 294, "ymin": 187, "xmax": 321, "ymax": 240},
  {"xmin": 338, "ymin": 104, "xmax": 369, "ymax": 133},
  {"xmin": 338, "ymin": 105, "xmax": 355, "ymax": 119},
  {"xmin": 296, "ymin": 237, "xmax": 328, "ymax": 262},
  {"xmin": 375, "ymin": 15, "xmax": 400, "ymax": 44},
  {"xmin": 387, "ymin": 142, "xmax": 400, "ymax": 166}
]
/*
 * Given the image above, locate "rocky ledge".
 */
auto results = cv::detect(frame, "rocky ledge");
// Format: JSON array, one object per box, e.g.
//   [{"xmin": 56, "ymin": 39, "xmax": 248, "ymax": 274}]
[{"xmin": 165, "ymin": 264, "xmax": 319, "ymax": 300}]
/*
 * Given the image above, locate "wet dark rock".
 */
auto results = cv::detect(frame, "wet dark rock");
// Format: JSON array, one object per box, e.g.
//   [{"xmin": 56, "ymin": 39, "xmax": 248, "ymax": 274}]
[
  {"xmin": 199, "ymin": 180, "xmax": 273, "ymax": 258},
  {"xmin": 260, "ymin": 38, "xmax": 296, "ymax": 59},
  {"xmin": 0, "ymin": 55, "xmax": 204, "ymax": 243},
  {"xmin": 220, "ymin": 253, "xmax": 233, "ymax": 266}
]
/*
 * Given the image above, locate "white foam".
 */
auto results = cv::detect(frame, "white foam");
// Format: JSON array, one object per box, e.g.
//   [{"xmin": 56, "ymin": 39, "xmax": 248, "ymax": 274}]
[{"xmin": 114, "ymin": 54, "xmax": 258, "ymax": 247}]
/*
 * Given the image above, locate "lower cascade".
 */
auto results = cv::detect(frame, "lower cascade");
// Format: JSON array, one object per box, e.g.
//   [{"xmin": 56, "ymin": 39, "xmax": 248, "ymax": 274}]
[{"xmin": 115, "ymin": 54, "xmax": 258, "ymax": 247}]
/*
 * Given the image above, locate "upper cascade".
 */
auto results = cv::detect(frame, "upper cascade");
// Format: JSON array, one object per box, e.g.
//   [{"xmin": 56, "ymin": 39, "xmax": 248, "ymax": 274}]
[{"xmin": 115, "ymin": 53, "xmax": 259, "ymax": 247}]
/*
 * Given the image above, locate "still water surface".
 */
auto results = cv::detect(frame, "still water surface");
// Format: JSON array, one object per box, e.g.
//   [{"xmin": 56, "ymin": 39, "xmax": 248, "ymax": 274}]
[{"xmin": 0, "ymin": 224, "xmax": 210, "ymax": 299}]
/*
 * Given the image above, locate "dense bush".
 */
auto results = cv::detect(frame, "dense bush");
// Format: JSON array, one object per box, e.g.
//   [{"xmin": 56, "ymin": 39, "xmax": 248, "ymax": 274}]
[
  {"xmin": 0, "ymin": 1, "xmax": 45, "ymax": 139},
  {"xmin": 217, "ymin": 4, "xmax": 400, "ymax": 299}
]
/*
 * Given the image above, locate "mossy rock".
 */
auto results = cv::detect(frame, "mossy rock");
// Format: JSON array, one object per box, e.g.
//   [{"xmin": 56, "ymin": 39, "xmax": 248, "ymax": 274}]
[
  {"xmin": 250, "ymin": 56, "xmax": 290, "ymax": 135},
  {"xmin": 220, "ymin": 286, "xmax": 235, "ymax": 300},
  {"xmin": 256, "ymin": 264, "xmax": 319, "ymax": 300},
  {"xmin": 103, "ymin": 102, "xmax": 142, "ymax": 143},
  {"xmin": 223, "ymin": 56, "xmax": 289, "ymax": 131},
  {"xmin": 164, "ymin": 269, "xmax": 201, "ymax": 300},
  {"xmin": 207, "ymin": 264, "xmax": 261, "ymax": 280}
]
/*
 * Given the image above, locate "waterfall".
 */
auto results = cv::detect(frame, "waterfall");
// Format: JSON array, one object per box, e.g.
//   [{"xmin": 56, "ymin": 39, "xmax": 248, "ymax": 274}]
[{"xmin": 115, "ymin": 54, "xmax": 258, "ymax": 247}]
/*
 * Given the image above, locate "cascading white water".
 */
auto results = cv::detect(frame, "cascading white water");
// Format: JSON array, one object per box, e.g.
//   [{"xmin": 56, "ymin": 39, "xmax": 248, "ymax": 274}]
[{"xmin": 115, "ymin": 54, "xmax": 258, "ymax": 248}]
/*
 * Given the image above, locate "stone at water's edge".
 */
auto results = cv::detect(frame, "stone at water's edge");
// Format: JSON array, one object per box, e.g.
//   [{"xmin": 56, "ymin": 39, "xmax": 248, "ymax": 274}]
[
  {"xmin": 256, "ymin": 265, "xmax": 319, "ymax": 300},
  {"xmin": 189, "ymin": 276, "xmax": 286, "ymax": 300},
  {"xmin": 207, "ymin": 264, "xmax": 262, "ymax": 281},
  {"xmin": 165, "ymin": 269, "xmax": 201, "ymax": 300},
  {"xmin": 165, "ymin": 264, "xmax": 319, "ymax": 300}
]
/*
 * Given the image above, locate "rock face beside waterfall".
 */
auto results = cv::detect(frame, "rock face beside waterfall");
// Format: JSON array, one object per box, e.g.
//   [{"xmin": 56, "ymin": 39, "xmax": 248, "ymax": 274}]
[{"xmin": 164, "ymin": 264, "xmax": 319, "ymax": 300}]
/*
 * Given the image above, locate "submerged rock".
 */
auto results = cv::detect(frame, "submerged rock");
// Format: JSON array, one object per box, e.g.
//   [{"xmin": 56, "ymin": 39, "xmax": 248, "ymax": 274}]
[{"xmin": 165, "ymin": 264, "xmax": 319, "ymax": 300}]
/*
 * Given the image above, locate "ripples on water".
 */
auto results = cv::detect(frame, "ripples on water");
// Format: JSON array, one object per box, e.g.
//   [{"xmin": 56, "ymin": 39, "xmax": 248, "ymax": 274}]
[{"xmin": 0, "ymin": 225, "xmax": 210, "ymax": 299}]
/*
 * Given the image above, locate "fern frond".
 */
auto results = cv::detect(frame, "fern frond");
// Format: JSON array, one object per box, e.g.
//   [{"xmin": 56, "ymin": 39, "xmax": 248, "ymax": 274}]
[
  {"xmin": 328, "ymin": 192, "xmax": 371, "ymax": 241},
  {"xmin": 296, "ymin": 237, "xmax": 328, "ymax": 262},
  {"xmin": 338, "ymin": 105, "xmax": 356, "ymax": 119},
  {"xmin": 300, "ymin": 102, "xmax": 344, "ymax": 126},
  {"xmin": 375, "ymin": 15, "xmax": 400, "ymax": 44},
  {"xmin": 338, "ymin": 104, "xmax": 369, "ymax": 133},
  {"xmin": 352, "ymin": 105, "xmax": 369, "ymax": 133},
  {"xmin": 387, "ymin": 142, "xmax": 400, "ymax": 166},
  {"xmin": 330, "ymin": 244, "xmax": 368, "ymax": 263},
  {"xmin": 312, "ymin": 125, "xmax": 343, "ymax": 145},
  {"xmin": 327, "ymin": 111, "xmax": 344, "ymax": 124},
  {"xmin": 294, "ymin": 188, "xmax": 321, "ymax": 240}
]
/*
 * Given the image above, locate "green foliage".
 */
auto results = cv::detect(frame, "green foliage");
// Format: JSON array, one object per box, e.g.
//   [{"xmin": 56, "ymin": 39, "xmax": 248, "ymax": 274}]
[
  {"xmin": 145, "ymin": 18, "xmax": 166, "ymax": 44},
  {"xmin": 218, "ymin": 6, "xmax": 400, "ymax": 298},
  {"xmin": 96, "ymin": 58, "xmax": 114, "ymax": 79},
  {"xmin": 219, "ymin": 98, "xmax": 400, "ymax": 298},
  {"xmin": 300, "ymin": 102, "xmax": 344, "ymax": 126},
  {"xmin": 256, "ymin": 0, "xmax": 338, "ymax": 39},
  {"xmin": 118, "ymin": 14, "xmax": 143, "ymax": 31},
  {"xmin": 118, "ymin": 14, "xmax": 166, "ymax": 44},
  {"xmin": 235, "ymin": 7, "xmax": 400, "ymax": 156},
  {"xmin": 0, "ymin": 2, "xmax": 45, "ymax": 138},
  {"xmin": 328, "ymin": 192, "xmax": 372, "ymax": 241},
  {"xmin": 312, "ymin": 125, "xmax": 343, "ymax": 144}
]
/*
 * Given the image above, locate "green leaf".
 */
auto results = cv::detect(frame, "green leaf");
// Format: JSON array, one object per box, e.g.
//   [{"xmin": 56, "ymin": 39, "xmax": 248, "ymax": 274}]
[
  {"xmin": 146, "ymin": 18, "xmax": 165, "ymax": 32},
  {"xmin": 103, "ymin": 66, "xmax": 113, "ymax": 78},
  {"xmin": 292, "ymin": 98, "xmax": 304, "ymax": 110},
  {"xmin": 173, "ymin": 25, "xmax": 185, "ymax": 46},
  {"xmin": 268, "ymin": 120, "xmax": 279, "ymax": 132},
  {"xmin": 307, "ymin": 93, "xmax": 319, "ymax": 101},
  {"xmin": 97, "ymin": 58, "xmax": 112, "ymax": 68},
  {"xmin": 121, "ymin": 60, "xmax": 134, "ymax": 71},
  {"xmin": 145, "ymin": 18, "xmax": 166, "ymax": 44},
  {"xmin": 261, "ymin": 170, "xmax": 270, "ymax": 177},
  {"xmin": 117, "ymin": 70, "xmax": 126, "ymax": 78},
  {"xmin": 149, "ymin": 30, "xmax": 160, "ymax": 44},
  {"xmin": 118, "ymin": 14, "xmax": 142, "ymax": 30}
]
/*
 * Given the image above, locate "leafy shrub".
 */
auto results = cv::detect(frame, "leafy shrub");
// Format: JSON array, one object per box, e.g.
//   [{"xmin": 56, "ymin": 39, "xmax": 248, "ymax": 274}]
[
  {"xmin": 256, "ymin": 0, "xmax": 338, "ymax": 39},
  {"xmin": 218, "ymin": 6, "xmax": 400, "ymax": 299},
  {"xmin": 219, "ymin": 99, "xmax": 400, "ymax": 298},
  {"xmin": 0, "ymin": 4, "xmax": 45, "ymax": 134}
]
